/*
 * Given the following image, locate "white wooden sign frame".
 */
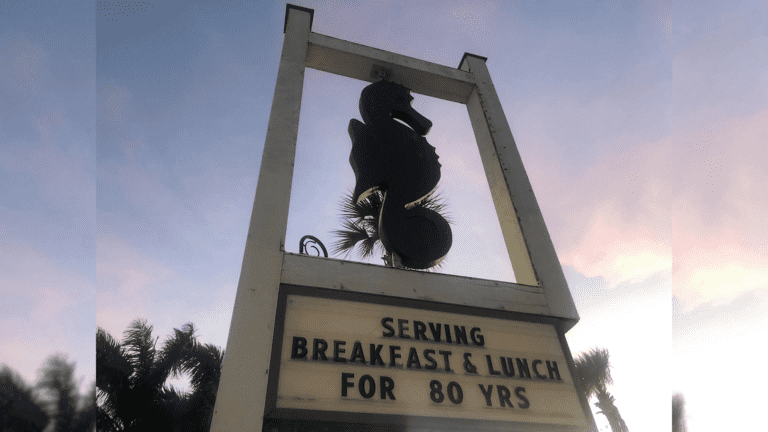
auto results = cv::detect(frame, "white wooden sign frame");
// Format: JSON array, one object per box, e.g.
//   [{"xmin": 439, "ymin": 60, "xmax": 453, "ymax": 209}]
[{"xmin": 210, "ymin": 4, "xmax": 584, "ymax": 431}]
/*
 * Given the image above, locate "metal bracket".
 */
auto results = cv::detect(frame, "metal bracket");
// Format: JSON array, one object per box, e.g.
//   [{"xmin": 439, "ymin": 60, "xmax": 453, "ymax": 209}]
[{"xmin": 370, "ymin": 64, "xmax": 392, "ymax": 81}]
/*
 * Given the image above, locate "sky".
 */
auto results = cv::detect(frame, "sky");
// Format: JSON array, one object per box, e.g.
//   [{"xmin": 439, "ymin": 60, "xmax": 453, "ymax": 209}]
[{"xmin": 0, "ymin": 0, "xmax": 766, "ymax": 430}]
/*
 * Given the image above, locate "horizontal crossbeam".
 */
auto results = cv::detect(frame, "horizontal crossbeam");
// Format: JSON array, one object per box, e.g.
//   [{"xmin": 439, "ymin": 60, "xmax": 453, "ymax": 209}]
[{"xmin": 306, "ymin": 32, "xmax": 476, "ymax": 103}]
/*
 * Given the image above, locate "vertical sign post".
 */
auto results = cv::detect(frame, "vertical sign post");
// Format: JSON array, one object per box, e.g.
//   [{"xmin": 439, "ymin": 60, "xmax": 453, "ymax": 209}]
[{"xmin": 208, "ymin": 5, "xmax": 312, "ymax": 432}]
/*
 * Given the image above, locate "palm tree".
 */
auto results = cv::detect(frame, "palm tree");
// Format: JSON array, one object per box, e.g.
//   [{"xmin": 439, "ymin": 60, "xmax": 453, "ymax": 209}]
[
  {"xmin": 331, "ymin": 189, "xmax": 451, "ymax": 270},
  {"xmin": 573, "ymin": 347, "xmax": 628, "ymax": 432},
  {"xmin": 1, "ymin": 357, "xmax": 95, "ymax": 432},
  {"xmin": 672, "ymin": 393, "xmax": 686, "ymax": 432},
  {"xmin": 0, "ymin": 365, "xmax": 49, "ymax": 432},
  {"xmin": 96, "ymin": 319, "xmax": 224, "ymax": 432},
  {"xmin": 36, "ymin": 354, "xmax": 96, "ymax": 432},
  {"xmin": 173, "ymin": 343, "xmax": 224, "ymax": 432}
]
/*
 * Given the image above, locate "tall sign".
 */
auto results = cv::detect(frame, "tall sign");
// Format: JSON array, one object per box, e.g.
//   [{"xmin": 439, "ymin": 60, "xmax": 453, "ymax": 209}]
[{"xmin": 210, "ymin": 4, "xmax": 595, "ymax": 432}]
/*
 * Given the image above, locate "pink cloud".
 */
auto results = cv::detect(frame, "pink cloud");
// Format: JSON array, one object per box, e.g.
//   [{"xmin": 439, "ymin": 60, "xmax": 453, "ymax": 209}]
[
  {"xmin": 544, "ymin": 134, "xmax": 672, "ymax": 288},
  {"xmin": 671, "ymin": 109, "xmax": 768, "ymax": 309},
  {"xmin": 530, "ymin": 107, "xmax": 766, "ymax": 311}
]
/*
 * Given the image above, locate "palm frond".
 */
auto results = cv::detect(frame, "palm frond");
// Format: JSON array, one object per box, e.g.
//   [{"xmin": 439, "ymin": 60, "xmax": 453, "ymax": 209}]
[
  {"xmin": 359, "ymin": 235, "xmax": 381, "ymax": 259},
  {"xmin": 123, "ymin": 319, "xmax": 157, "ymax": 387},
  {"xmin": 151, "ymin": 323, "xmax": 197, "ymax": 387},
  {"xmin": 332, "ymin": 187, "xmax": 452, "ymax": 270},
  {"xmin": 96, "ymin": 328, "xmax": 132, "ymax": 398},
  {"xmin": 331, "ymin": 219, "xmax": 373, "ymax": 257},
  {"xmin": 417, "ymin": 189, "xmax": 453, "ymax": 225},
  {"xmin": 182, "ymin": 344, "xmax": 224, "ymax": 400},
  {"xmin": 573, "ymin": 347, "xmax": 613, "ymax": 400},
  {"xmin": 338, "ymin": 188, "xmax": 382, "ymax": 221},
  {"xmin": 97, "ymin": 402, "xmax": 122, "ymax": 432}
]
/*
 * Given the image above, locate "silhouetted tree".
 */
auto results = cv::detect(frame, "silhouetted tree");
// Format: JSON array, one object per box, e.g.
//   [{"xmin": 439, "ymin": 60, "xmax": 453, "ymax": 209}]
[
  {"xmin": 36, "ymin": 354, "xmax": 80, "ymax": 432},
  {"xmin": 673, "ymin": 393, "xmax": 686, "ymax": 432},
  {"xmin": 1, "ymin": 357, "xmax": 95, "ymax": 432},
  {"xmin": 96, "ymin": 319, "xmax": 223, "ymax": 432},
  {"xmin": 332, "ymin": 189, "xmax": 450, "ymax": 270},
  {"xmin": 0, "ymin": 366, "xmax": 48, "ymax": 432},
  {"xmin": 573, "ymin": 347, "xmax": 628, "ymax": 432}
]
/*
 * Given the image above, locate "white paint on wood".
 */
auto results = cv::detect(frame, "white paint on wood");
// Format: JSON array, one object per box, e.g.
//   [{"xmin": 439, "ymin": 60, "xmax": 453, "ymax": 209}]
[
  {"xmin": 208, "ymin": 7, "xmax": 312, "ymax": 432},
  {"xmin": 460, "ymin": 55, "xmax": 579, "ymax": 328},
  {"xmin": 281, "ymin": 253, "xmax": 549, "ymax": 315},
  {"xmin": 306, "ymin": 32, "xmax": 476, "ymax": 103},
  {"xmin": 466, "ymin": 87, "xmax": 539, "ymax": 288}
]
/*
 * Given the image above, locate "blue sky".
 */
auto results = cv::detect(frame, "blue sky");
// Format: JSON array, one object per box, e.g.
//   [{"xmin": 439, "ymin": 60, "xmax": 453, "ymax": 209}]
[{"xmin": 1, "ymin": 0, "xmax": 767, "ymax": 430}]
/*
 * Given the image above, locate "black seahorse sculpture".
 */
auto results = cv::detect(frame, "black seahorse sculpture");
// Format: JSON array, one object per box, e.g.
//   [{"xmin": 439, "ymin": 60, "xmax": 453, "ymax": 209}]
[{"xmin": 348, "ymin": 79, "xmax": 452, "ymax": 269}]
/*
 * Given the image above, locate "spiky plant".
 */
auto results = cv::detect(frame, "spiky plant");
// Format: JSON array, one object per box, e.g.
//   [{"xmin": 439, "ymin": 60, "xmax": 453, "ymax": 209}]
[
  {"xmin": 331, "ymin": 189, "xmax": 451, "ymax": 270},
  {"xmin": 573, "ymin": 347, "xmax": 629, "ymax": 432},
  {"xmin": 96, "ymin": 319, "xmax": 224, "ymax": 432}
]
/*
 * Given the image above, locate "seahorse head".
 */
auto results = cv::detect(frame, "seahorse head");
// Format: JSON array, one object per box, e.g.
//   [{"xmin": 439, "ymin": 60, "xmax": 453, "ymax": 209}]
[{"xmin": 359, "ymin": 80, "xmax": 433, "ymax": 136}]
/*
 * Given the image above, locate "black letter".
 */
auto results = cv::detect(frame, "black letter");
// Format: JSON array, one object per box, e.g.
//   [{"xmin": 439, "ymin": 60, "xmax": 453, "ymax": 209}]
[
  {"xmin": 429, "ymin": 380, "xmax": 444, "ymax": 403},
  {"xmin": 447, "ymin": 382, "xmax": 463, "ymax": 404},
  {"xmin": 423, "ymin": 349, "xmax": 438, "ymax": 369},
  {"xmin": 349, "ymin": 341, "xmax": 366, "ymax": 364},
  {"xmin": 413, "ymin": 321, "xmax": 427, "ymax": 341},
  {"xmin": 380, "ymin": 376, "xmax": 396, "ymax": 400},
  {"xmin": 453, "ymin": 326, "xmax": 468, "ymax": 345},
  {"xmin": 406, "ymin": 347, "xmax": 421, "ymax": 369},
  {"xmin": 398, "ymin": 319, "xmax": 411, "ymax": 338},
  {"xmin": 444, "ymin": 324, "xmax": 452, "ymax": 343},
  {"xmin": 291, "ymin": 337, "xmax": 307, "ymax": 359},
  {"xmin": 333, "ymin": 340, "xmax": 347, "ymax": 363},
  {"xmin": 341, "ymin": 373, "xmax": 354, "ymax": 397},
  {"xmin": 371, "ymin": 344, "xmax": 384, "ymax": 366},
  {"xmin": 359, "ymin": 375, "xmax": 375, "ymax": 399},
  {"xmin": 486, "ymin": 355, "xmax": 500, "ymax": 375},
  {"xmin": 515, "ymin": 387, "xmax": 530, "ymax": 409},
  {"xmin": 497, "ymin": 385, "xmax": 513, "ymax": 408},
  {"xmin": 312, "ymin": 339, "xmax": 328, "ymax": 361},
  {"xmin": 463, "ymin": 353, "xmax": 477, "ymax": 374},
  {"xmin": 369, "ymin": 344, "xmax": 384, "ymax": 366},
  {"xmin": 381, "ymin": 317, "xmax": 395, "ymax": 337},
  {"xmin": 546, "ymin": 360, "xmax": 561, "ymax": 380},
  {"xmin": 532, "ymin": 359, "xmax": 546, "ymax": 379},
  {"xmin": 500, "ymin": 357, "xmax": 515, "ymax": 377},
  {"xmin": 478, "ymin": 384, "xmax": 494, "ymax": 406},
  {"xmin": 470, "ymin": 327, "xmax": 485, "ymax": 347},
  {"xmin": 516, "ymin": 358, "xmax": 531, "ymax": 379},
  {"xmin": 428, "ymin": 322, "xmax": 442, "ymax": 342},
  {"xmin": 389, "ymin": 345, "xmax": 401, "ymax": 367},
  {"xmin": 439, "ymin": 350, "xmax": 452, "ymax": 372}
]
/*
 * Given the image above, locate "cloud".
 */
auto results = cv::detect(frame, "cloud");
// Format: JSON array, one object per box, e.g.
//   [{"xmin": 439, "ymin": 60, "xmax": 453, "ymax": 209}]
[
  {"xmin": 671, "ymin": 109, "xmax": 768, "ymax": 310},
  {"xmin": 526, "ymin": 96, "xmax": 765, "ymax": 312},
  {"xmin": 535, "ymin": 126, "xmax": 671, "ymax": 289}
]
